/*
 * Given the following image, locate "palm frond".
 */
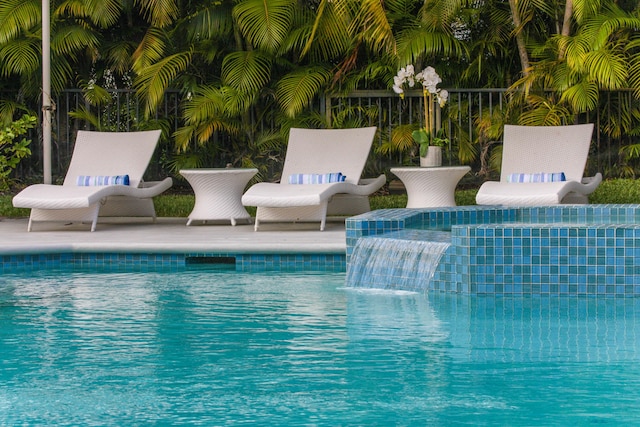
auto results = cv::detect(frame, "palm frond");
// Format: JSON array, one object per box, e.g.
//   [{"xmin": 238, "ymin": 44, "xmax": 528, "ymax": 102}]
[
  {"xmin": 232, "ymin": 0, "xmax": 294, "ymax": 54},
  {"xmin": 50, "ymin": 54, "xmax": 75, "ymax": 94},
  {"xmin": 221, "ymin": 86, "xmax": 257, "ymax": 116},
  {"xmin": 572, "ymin": 0, "xmax": 604, "ymax": 24},
  {"xmin": 377, "ymin": 123, "xmax": 416, "ymax": 156},
  {"xmin": 182, "ymin": 3, "xmax": 234, "ymax": 41},
  {"xmin": 563, "ymin": 34, "xmax": 592, "ymax": 74},
  {"xmin": 104, "ymin": 41, "xmax": 135, "ymax": 74},
  {"xmin": 396, "ymin": 26, "xmax": 465, "ymax": 65},
  {"xmin": 0, "ymin": 37, "xmax": 40, "ymax": 76},
  {"xmin": 221, "ymin": 51, "xmax": 272, "ymax": 94},
  {"xmin": 559, "ymin": 80, "xmax": 599, "ymax": 112},
  {"xmin": 182, "ymin": 85, "xmax": 228, "ymax": 125},
  {"xmin": 0, "ymin": 100, "xmax": 33, "ymax": 126},
  {"xmin": 299, "ymin": 0, "xmax": 351, "ymax": 61},
  {"xmin": 134, "ymin": 0, "xmax": 179, "ymax": 28},
  {"xmin": 584, "ymin": 49, "xmax": 628, "ymax": 89},
  {"xmin": 176, "ymin": 84, "xmax": 243, "ymax": 150},
  {"xmin": 628, "ymin": 43, "xmax": 640, "ymax": 98},
  {"xmin": 0, "ymin": 0, "xmax": 40, "ymax": 44},
  {"xmin": 79, "ymin": 82, "xmax": 113, "ymax": 107},
  {"xmin": 68, "ymin": 106, "xmax": 102, "ymax": 129},
  {"xmin": 135, "ymin": 50, "xmax": 192, "ymax": 116},
  {"xmin": 275, "ymin": 66, "xmax": 332, "ymax": 118},
  {"xmin": 592, "ymin": 16, "xmax": 640, "ymax": 51},
  {"xmin": 351, "ymin": 0, "xmax": 396, "ymax": 56},
  {"xmin": 51, "ymin": 25, "xmax": 100, "ymax": 57},
  {"xmin": 518, "ymin": 95, "xmax": 572, "ymax": 126},
  {"xmin": 132, "ymin": 27, "xmax": 168, "ymax": 73},
  {"xmin": 82, "ymin": 0, "xmax": 121, "ymax": 27}
]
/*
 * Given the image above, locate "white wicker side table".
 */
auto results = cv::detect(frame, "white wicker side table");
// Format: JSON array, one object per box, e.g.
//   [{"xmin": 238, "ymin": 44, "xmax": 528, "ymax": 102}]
[
  {"xmin": 390, "ymin": 166, "xmax": 471, "ymax": 208},
  {"xmin": 180, "ymin": 168, "xmax": 258, "ymax": 226}
]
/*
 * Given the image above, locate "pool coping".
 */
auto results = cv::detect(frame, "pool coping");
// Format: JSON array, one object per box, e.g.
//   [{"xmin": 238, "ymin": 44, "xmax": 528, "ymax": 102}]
[{"xmin": 0, "ymin": 217, "xmax": 347, "ymax": 255}]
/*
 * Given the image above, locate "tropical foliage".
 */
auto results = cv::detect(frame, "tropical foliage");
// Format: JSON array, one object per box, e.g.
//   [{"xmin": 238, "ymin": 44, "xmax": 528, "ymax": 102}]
[
  {"xmin": 0, "ymin": 114, "xmax": 36, "ymax": 189},
  {"xmin": 0, "ymin": 0, "xmax": 639, "ymax": 179}
]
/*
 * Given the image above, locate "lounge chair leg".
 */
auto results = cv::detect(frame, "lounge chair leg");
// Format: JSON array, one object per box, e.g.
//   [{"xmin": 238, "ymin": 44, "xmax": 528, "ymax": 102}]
[
  {"xmin": 90, "ymin": 204, "xmax": 100, "ymax": 232},
  {"xmin": 319, "ymin": 202, "xmax": 328, "ymax": 231},
  {"xmin": 27, "ymin": 216, "xmax": 33, "ymax": 232}
]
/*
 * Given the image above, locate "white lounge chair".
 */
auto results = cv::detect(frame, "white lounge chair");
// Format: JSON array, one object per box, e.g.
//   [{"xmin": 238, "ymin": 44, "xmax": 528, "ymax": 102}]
[
  {"xmin": 241, "ymin": 127, "xmax": 386, "ymax": 231},
  {"xmin": 476, "ymin": 124, "xmax": 602, "ymax": 206},
  {"xmin": 13, "ymin": 129, "xmax": 173, "ymax": 231}
]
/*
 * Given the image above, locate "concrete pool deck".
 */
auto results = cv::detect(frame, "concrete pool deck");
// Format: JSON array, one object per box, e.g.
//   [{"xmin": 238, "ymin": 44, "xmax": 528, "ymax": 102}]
[{"xmin": 0, "ymin": 217, "xmax": 347, "ymax": 255}]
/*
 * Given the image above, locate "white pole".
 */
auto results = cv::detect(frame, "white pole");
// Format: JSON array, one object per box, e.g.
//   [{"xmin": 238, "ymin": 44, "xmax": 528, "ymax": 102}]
[{"xmin": 42, "ymin": 0, "xmax": 52, "ymax": 184}]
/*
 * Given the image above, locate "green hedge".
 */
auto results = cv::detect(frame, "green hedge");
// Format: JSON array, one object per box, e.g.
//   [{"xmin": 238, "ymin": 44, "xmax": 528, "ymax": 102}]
[{"xmin": 1, "ymin": 179, "xmax": 638, "ymax": 219}]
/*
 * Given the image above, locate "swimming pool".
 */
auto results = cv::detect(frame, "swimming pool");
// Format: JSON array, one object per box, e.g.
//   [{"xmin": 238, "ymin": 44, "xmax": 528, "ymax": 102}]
[{"xmin": 2, "ymin": 268, "xmax": 640, "ymax": 425}]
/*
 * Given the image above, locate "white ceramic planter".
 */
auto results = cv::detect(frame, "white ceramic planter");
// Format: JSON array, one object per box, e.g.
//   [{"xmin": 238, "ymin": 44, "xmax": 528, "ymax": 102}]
[{"xmin": 419, "ymin": 146, "xmax": 442, "ymax": 167}]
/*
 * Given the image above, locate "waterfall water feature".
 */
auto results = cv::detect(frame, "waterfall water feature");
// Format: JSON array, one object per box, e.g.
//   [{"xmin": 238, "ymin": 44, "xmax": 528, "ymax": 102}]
[{"xmin": 346, "ymin": 230, "xmax": 451, "ymax": 292}]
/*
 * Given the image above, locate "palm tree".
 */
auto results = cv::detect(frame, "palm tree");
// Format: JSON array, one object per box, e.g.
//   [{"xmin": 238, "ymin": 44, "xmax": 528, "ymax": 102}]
[
  {"xmin": 0, "ymin": 0, "xmax": 126, "ymax": 100},
  {"xmin": 508, "ymin": 2, "xmax": 640, "ymax": 125}
]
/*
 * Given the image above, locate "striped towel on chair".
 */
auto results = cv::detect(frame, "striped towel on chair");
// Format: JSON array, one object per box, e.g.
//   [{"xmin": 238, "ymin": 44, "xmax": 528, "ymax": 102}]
[{"xmin": 288, "ymin": 173, "xmax": 346, "ymax": 184}]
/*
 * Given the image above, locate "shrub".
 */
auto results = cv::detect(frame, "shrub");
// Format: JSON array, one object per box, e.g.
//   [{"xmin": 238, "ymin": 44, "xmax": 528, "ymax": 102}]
[{"xmin": 0, "ymin": 115, "xmax": 37, "ymax": 190}]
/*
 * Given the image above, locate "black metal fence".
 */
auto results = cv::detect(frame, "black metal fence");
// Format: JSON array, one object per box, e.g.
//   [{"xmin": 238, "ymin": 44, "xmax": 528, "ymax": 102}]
[{"xmin": 8, "ymin": 88, "xmax": 639, "ymax": 185}]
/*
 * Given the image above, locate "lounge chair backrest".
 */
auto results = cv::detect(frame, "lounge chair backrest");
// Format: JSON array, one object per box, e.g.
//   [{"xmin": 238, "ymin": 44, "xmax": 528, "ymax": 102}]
[
  {"xmin": 500, "ymin": 124, "xmax": 594, "ymax": 182},
  {"xmin": 63, "ymin": 130, "xmax": 162, "ymax": 188},
  {"xmin": 280, "ymin": 127, "xmax": 377, "ymax": 185}
]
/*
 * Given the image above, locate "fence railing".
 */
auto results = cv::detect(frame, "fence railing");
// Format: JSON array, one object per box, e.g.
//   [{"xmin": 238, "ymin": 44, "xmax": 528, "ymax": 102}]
[
  {"xmin": 326, "ymin": 89, "xmax": 637, "ymax": 179},
  {"xmin": 8, "ymin": 88, "xmax": 639, "ymax": 184}
]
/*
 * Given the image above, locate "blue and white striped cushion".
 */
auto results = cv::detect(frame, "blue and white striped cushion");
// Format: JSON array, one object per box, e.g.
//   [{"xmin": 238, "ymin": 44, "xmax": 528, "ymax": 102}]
[
  {"xmin": 507, "ymin": 172, "xmax": 566, "ymax": 183},
  {"xmin": 76, "ymin": 175, "xmax": 130, "ymax": 186},
  {"xmin": 288, "ymin": 172, "xmax": 346, "ymax": 184}
]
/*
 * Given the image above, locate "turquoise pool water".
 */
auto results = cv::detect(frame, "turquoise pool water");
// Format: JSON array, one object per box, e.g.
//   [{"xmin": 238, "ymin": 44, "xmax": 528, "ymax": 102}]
[{"xmin": 2, "ymin": 268, "xmax": 640, "ymax": 425}]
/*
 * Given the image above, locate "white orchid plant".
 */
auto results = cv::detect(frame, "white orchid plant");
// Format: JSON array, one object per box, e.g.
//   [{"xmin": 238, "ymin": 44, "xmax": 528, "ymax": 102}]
[{"xmin": 393, "ymin": 65, "xmax": 449, "ymax": 157}]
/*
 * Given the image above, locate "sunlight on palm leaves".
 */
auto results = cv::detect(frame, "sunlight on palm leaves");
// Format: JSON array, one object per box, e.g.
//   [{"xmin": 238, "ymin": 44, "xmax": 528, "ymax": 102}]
[
  {"xmin": 559, "ymin": 80, "xmax": 599, "ymax": 112},
  {"xmin": 79, "ymin": 0, "xmax": 121, "ymax": 27},
  {"xmin": 52, "ymin": 26, "xmax": 100, "ymax": 57},
  {"xmin": 300, "ymin": 0, "xmax": 351, "ymax": 61},
  {"xmin": 68, "ymin": 106, "xmax": 102, "ymax": 130},
  {"xmin": 0, "ymin": 38, "xmax": 40, "ymax": 76},
  {"xmin": 132, "ymin": 27, "xmax": 168, "ymax": 72},
  {"xmin": 222, "ymin": 51, "xmax": 272, "ymax": 94},
  {"xmin": 233, "ymin": 0, "xmax": 294, "ymax": 54},
  {"xmin": 276, "ymin": 67, "xmax": 332, "ymax": 118},
  {"xmin": 0, "ymin": 0, "xmax": 40, "ymax": 44},
  {"xmin": 135, "ymin": 51, "xmax": 192, "ymax": 116},
  {"xmin": 135, "ymin": 0, "xmax": 179, "ymax": 28},
  {"xmin": 183, "ymin": 4, "xmax": 234, "ymax": 41},
  {"xmin": 350, "ymin": 0, "xmax": 396, "ymax": 56}
]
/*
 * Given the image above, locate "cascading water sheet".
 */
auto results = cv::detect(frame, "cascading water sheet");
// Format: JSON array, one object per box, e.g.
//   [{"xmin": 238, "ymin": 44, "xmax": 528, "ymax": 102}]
[{"xmin": 346, "ymin": 230, "xmax": 451, "ymax": 292}]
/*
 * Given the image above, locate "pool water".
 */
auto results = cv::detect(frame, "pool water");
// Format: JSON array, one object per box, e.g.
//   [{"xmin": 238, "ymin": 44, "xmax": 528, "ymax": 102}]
[{"xmin": 2, "ymin": 269, "xmax": 640, "ymax": 425}]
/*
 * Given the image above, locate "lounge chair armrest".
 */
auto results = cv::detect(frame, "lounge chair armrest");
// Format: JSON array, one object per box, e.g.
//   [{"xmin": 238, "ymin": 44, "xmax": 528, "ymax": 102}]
[
  {"xmin": 357, "ymin": 174, "xmax": 386, "ymax": 192},
  {"xmin": 581, "ymin": 173, "xmax": 602, "ymax": 194},
  {"xmin": 131, "ymin": 177, "xmax": 173, "ymax": 197}
]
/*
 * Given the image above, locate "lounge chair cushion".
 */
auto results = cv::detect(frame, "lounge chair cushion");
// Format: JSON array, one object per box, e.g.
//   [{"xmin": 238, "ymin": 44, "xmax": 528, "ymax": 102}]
[
  {"xmin": 76, "ymin": 175, "xmax": 130, "ymax": 186},
  {"xmin": 506, "ymin": 172, "xmax": 566, "ymax": 183},
  {"xmin": 288, "ymin": 173, "xmax": 346, "ymax": 184}
]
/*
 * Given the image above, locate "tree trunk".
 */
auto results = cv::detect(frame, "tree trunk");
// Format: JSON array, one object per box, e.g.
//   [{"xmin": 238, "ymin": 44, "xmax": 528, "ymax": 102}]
[
  {"xmin": 558, "ymin": 0, "xmax": 573, "ymax": 60},
  {"xmin": 508, "ymin": 0, "xmax": 530, "ymax": 76}
]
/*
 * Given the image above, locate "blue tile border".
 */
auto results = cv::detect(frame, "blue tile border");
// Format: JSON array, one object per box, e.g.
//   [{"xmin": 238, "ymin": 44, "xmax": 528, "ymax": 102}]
[
  {"xmin": 0, "ymin": 252, "xmax": 346, "ymax": 274},
  {"xmin": 346, "ymin": 204, "xmax": 640, "ymax": 297}
]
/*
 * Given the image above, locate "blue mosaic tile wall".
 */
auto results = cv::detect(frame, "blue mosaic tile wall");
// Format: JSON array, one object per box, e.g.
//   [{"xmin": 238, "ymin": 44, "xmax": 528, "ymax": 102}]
[
  {"xmin": 346, "ymin": 205, "xmax": 640, "ymax": 297},
  {"xmin": 0, "ymin": 252, "xmax": 346, "ymax": 274}
]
